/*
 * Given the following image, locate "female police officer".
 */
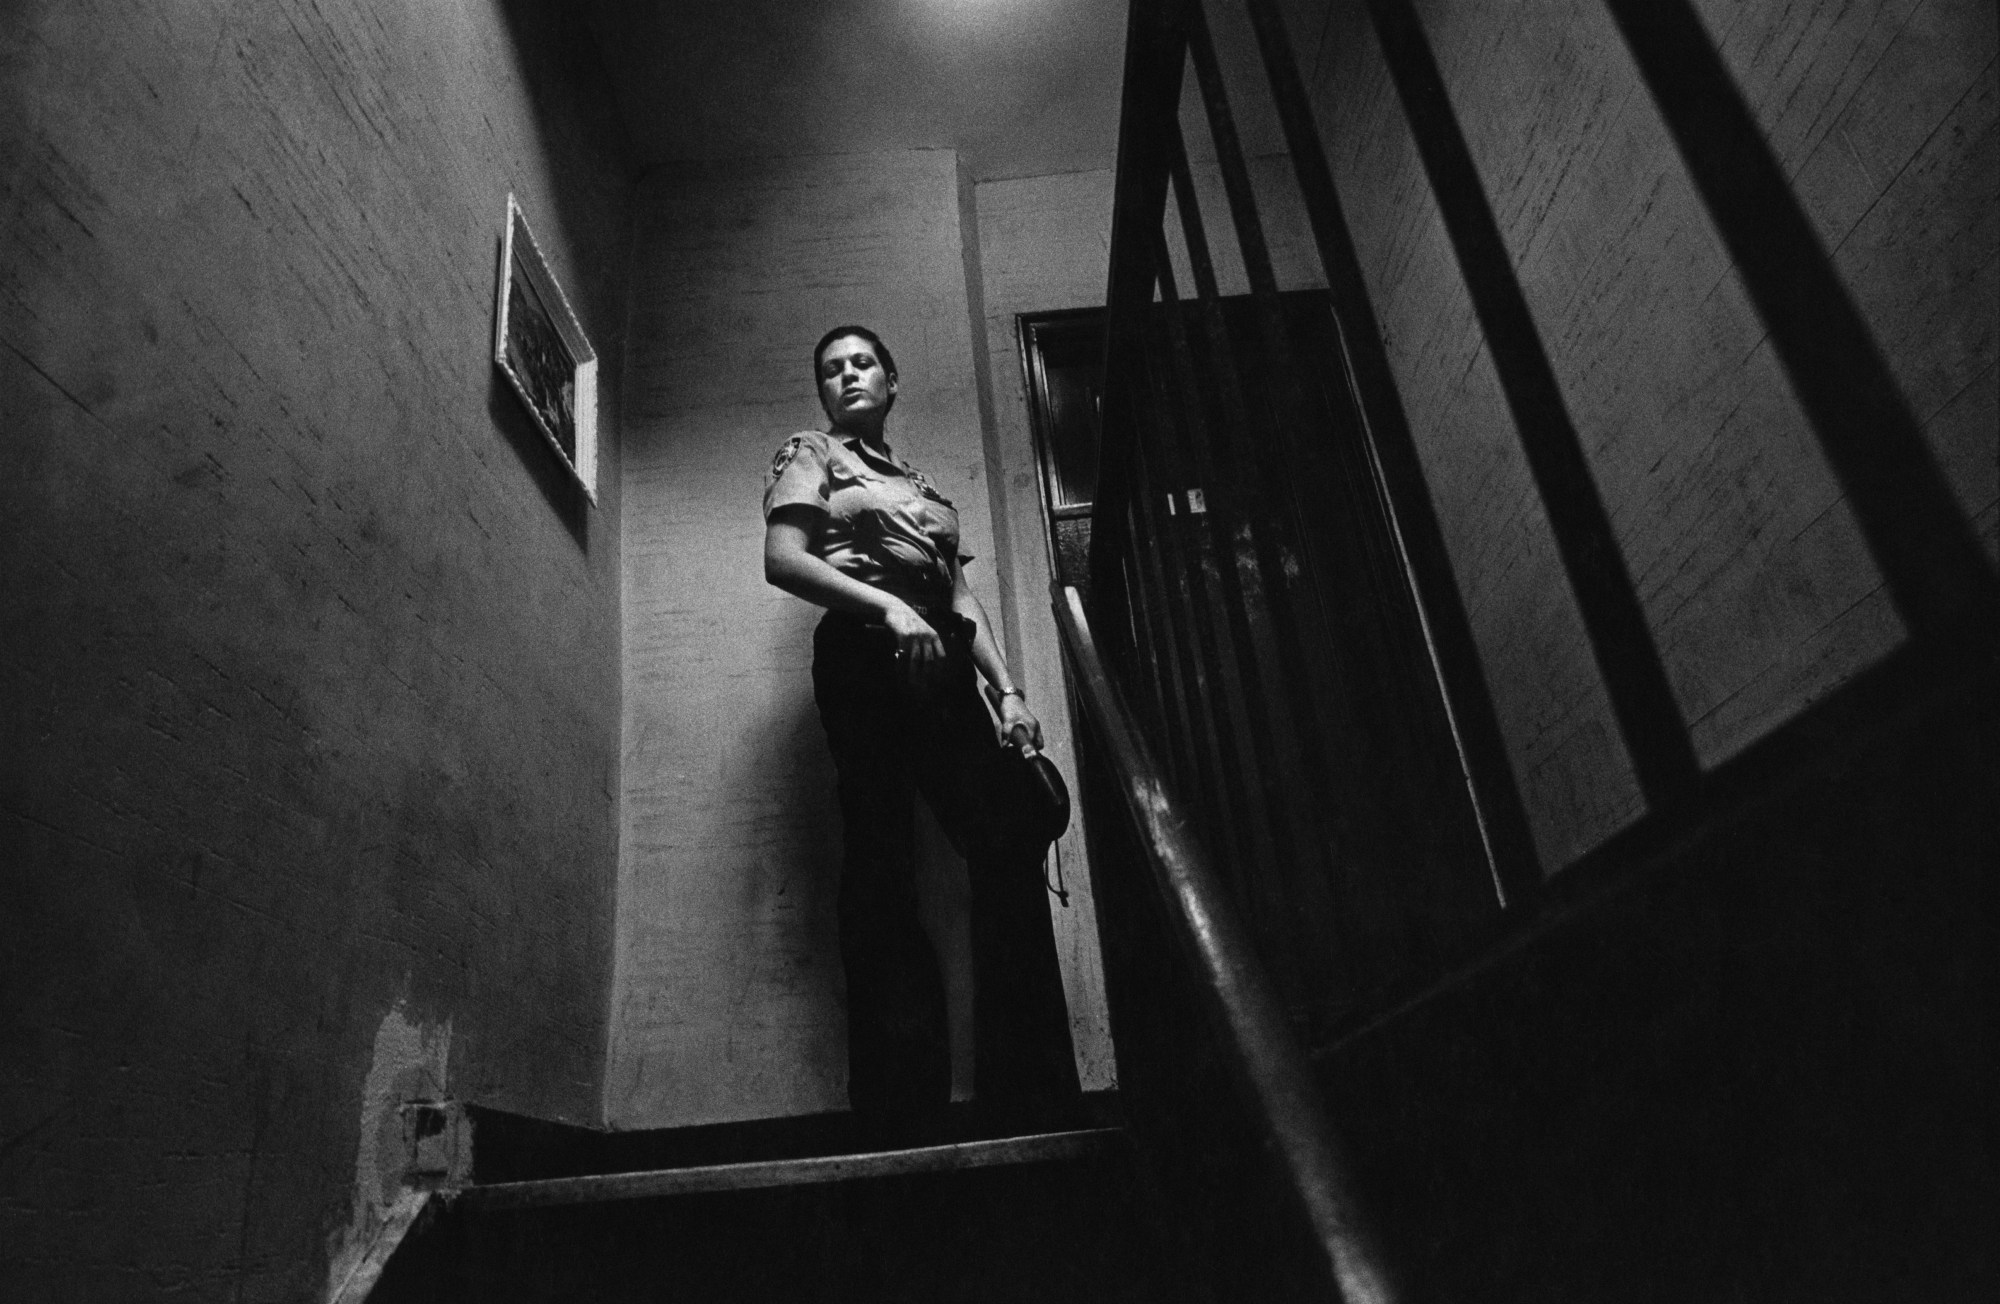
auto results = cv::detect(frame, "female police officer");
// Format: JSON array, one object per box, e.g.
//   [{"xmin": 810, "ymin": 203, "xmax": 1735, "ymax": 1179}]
[{"xmin": 763, "ymin": 325, "xmax": 1079, "ymax": 1138}]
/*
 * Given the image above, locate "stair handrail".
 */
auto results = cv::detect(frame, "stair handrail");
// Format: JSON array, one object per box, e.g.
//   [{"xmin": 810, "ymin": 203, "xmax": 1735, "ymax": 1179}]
[{"xmin": 1052, "ymin": 583, "xmax": 1406, "ymax": 1304}]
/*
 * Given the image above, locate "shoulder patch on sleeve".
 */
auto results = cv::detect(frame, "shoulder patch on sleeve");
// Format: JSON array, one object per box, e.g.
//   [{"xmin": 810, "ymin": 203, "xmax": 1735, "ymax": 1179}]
[{"xmin": 770, "ymin": 434, "xmax": 808, "ymax": 479}]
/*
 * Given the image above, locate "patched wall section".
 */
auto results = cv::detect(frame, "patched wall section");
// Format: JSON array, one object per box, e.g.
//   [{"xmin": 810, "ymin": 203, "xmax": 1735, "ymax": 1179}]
[{"xmin": 0, "ymin": 1, "xmax": 632, "ymax": 1296}]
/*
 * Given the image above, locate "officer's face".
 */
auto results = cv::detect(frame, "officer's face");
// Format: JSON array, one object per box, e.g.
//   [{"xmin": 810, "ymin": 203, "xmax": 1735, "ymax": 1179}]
[{"xmin": 818, "ymin": 336, "xmax": 896, "ymax": 426}]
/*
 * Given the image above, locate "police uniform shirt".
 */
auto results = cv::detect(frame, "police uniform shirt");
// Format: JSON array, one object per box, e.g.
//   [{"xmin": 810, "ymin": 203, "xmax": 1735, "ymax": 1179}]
[{"xmin": 763, "ymin": 430, "xmax": 969, "ymax": 603}]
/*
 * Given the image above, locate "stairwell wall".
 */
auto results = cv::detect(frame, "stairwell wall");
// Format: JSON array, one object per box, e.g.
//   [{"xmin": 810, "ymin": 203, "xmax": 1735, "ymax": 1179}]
[{"xmin": 0, "ymin": 0, "xmax": 633, "ymax": 1296}]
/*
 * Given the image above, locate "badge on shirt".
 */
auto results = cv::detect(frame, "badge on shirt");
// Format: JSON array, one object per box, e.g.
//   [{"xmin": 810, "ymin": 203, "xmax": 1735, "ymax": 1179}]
[{"xmin": 905, "ymin": 466, "xmax": 953, "ymax": 508}]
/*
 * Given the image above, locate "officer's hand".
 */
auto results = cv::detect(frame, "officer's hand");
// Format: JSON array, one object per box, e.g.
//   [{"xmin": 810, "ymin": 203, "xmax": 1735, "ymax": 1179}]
[
  {"xmin": 884, "ymin": 602, "xmax": 944, "ymax": 682},
  {"xmin": 998, "ymin": 696, "xmax": 1043, "ymax": 751}
]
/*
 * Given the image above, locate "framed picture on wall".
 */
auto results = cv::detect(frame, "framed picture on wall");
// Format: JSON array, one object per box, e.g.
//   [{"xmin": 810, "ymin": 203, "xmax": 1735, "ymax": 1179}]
[{"xmin": 494, "ymin": 194, "xmax": 598, "ymax": 503}]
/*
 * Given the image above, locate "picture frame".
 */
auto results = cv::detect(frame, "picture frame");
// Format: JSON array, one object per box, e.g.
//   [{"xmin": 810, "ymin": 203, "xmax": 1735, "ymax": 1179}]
[{"xmin": 494, "ymin": 194, "xmax": 598, "ymax": 503}]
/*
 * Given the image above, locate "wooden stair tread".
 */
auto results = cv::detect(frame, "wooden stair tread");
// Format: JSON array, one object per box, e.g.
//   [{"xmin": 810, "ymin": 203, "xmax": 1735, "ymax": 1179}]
[{"xmin": 457, "ymin": 1127, "xmax": 1123, "ymax": 1211}]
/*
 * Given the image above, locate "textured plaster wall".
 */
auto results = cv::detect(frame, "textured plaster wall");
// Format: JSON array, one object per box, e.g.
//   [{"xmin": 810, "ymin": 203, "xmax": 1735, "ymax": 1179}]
[
  {"xmin": 614, "ymin": 149, "xmax": 1004, "ymax": 1128},
  {"xmin": 1277, "ymin": 0, "xmax": 1995, "ymax": 870},
  {"xmin": 0, "ymin": 0, "xmax": 632, "ymax": 1296}
]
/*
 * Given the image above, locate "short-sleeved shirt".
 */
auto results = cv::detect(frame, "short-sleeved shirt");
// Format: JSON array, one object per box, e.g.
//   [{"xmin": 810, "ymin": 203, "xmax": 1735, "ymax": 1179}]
[{"xmin": 763, "ymin": 429, "xmax": 969, "ymax": 602}]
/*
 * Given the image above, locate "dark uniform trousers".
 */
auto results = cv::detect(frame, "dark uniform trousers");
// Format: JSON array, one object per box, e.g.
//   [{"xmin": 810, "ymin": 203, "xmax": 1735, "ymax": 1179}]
[{"xmin": 812, "ymin": 607, "xmax": 1082, "ymax": 1123}]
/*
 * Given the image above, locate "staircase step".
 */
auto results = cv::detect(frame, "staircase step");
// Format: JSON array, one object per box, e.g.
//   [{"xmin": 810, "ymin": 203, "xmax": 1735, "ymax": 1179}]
[
  {"xmin": 464, "ymin": 1092, "xmax": 1123, "ymax": 1182},
  {"xmin": 372, "ymin": 1127, "xmax": 1180, "ymax": 1304},
  {"xmin": 457, "ymin": 1126, "xmax": 1122, "ymax": 1210}
]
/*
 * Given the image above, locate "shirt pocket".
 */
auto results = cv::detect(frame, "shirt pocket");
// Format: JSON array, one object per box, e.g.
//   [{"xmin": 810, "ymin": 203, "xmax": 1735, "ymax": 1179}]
[{"xmin": 823, "ymin": 450, "xmax": 871, "ymax": 491}]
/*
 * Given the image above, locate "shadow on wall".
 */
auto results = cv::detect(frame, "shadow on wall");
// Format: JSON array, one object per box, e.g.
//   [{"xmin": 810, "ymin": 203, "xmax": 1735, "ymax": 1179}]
[
  {"xmin": 487, "ymin": 359, "xmax": 591, "ymax": 550},
  {"xmin": 494, "ymin": 0, "xmax": 635, "ymax": 325},
  {"xmin": 490, "ymin": 0, "xmax": 636, "ymax": 548}
]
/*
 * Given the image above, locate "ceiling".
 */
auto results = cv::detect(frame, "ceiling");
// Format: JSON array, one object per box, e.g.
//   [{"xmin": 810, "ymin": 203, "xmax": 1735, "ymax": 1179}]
[{"xmin": 584, "ymin": 0, "xmax": 1133, "ymax": 181}]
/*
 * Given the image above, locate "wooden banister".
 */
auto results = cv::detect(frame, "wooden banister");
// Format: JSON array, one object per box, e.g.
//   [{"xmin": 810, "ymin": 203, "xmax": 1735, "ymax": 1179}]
[{"xmin": 1052, "ymin": 582, "xmax": 1407, "ymax": 1304}]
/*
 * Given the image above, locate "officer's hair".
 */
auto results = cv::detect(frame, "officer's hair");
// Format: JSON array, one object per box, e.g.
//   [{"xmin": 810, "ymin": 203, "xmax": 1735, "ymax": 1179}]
[{"xmin": 812, "ymin": 325, "xmax": 899, "ymax": 391}]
